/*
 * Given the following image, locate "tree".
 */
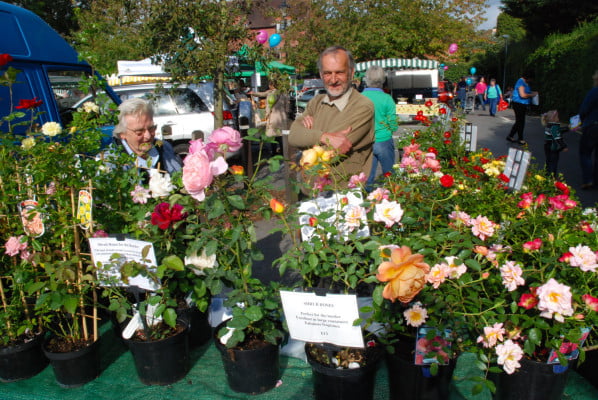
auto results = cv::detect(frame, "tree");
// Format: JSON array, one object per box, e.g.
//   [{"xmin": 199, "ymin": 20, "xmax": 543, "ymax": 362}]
[
  {"xmin": 71, "ymin": 0, "xmax": 148, "ymax": 74},
  {"xmin": 8, "ymin": 0, "xmax": 90, "ymax": 38},
  {"xmin": 281, "ymin": 0, "xmax": 487, "ymax": 75},
  {"xmin": 501, "ymin": 0, "xmax": 598, "ymax": 39},
  {"xmin": 143, "ymin": 0, "xmax": 267, "ymax": 129}
]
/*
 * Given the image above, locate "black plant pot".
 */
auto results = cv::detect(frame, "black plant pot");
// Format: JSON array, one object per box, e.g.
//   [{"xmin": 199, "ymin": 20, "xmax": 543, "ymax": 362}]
[
  {"xmin": 574, "ymin": 349, "xmax": 598, "ymax": 389},
  {"xmin": 214, "ymin": 321, "xmax": 280, "ymax": 394},
  {"xmin": 0, "ymin": 333, "xmax": 49, "ymax": 382},
  {"xmin": 386, "ymin": 343, "xmax": 455, "ymax": 400},
  {"xmin": 305, "ymin": 342, "xmax": 384, "ymax": 400},
  {"xmin": 43, "ymin": 338, "xmax": 101, "ymax": 388},
  {"xmin": 491, "ymin": 357, "xmax": 570, "ymax": 400},
  {"xmin": 177, "ymin": 305, "xmax": 211, "ymax": 347},
  {"xmin": 124, "ymin": 322, "xmax": 190, "ymax": 385}
]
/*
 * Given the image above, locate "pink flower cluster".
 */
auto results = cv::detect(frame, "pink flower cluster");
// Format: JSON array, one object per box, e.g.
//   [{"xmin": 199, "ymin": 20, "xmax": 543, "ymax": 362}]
[
  {"xmin": 517, "ymin": 191, "xmax": 577, "ymax": 214},
  {"xmin": 426, "ymin": 256, "xmax": 467, "ymax": 288},
  {"xmin": 399, "ymin": 143, "xmax": 441, "ymax": 173},
  {"xmin": 448, "ymin": 210, "xmax": 498, "ymax": 241},
  {"xmin": 182, "ymin": 127, "xmax": 243, "ymax": 201},
  {"xmin": 4, "ymin": 236, "xmax": 30, "ymax": 260}
]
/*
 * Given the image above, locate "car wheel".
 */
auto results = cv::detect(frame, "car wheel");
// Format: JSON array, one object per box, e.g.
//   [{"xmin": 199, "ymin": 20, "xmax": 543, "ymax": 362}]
[{"xmin": 173, "ymin": 143, "xmax": 190, "ymax": 159}]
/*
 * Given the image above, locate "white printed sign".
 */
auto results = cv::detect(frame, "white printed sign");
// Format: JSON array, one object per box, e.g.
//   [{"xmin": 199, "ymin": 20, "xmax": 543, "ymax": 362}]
[
  {"xmin": 504, "ymin": 148, "xmax": 531, "ymax": 191},
  {"xmin": 280, "ymin": 290, "xmax": 364, "ymax": 348},
  {"xmin": 89, "ymin": 237, "xmax": 159, "ymax": 291}
]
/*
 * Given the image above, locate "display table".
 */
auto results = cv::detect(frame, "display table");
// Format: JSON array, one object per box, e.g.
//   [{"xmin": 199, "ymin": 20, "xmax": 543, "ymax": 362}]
[{"xmin": 2, "ymin": 323, "xmax": 596, "ymax": 400}]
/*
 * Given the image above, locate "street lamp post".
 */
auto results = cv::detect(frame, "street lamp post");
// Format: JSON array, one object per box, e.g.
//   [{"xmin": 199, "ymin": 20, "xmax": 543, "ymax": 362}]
[{"xmin": 502, "ymin": 34, "xmax": 510, "ymax": 89}]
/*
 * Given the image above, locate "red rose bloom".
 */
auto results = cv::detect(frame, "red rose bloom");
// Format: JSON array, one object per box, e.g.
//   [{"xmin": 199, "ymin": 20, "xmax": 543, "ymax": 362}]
[
  {"xmin": 424, "ymin": 100, "xmax": 433, "ymax": 107},
  {"xmin": 498, "ymin": 173, "xmax": 510, "ymax": 183},
  {"xmin": 15, "ymin": 97, "xmax": 43, "ymax": 110},
  {"xmin": 151, "ymin": 203, "xmax": 187, "ymax": 230},
  {"xmin": 518, "ymin": 293, "xmax": 539, "ymax": 310},
  {"xmin": 439, "ymin": 108, "xmax": 447, "ymax": 115},
  {"xmin": 427, "ymin": 147, "xmax": 438, "ymax": 155},
  {"xmin": 0, "ymin": 53, "xmax": 13, "ymax": 66},
  {"xmin": 383, "ymin": 171, "xmax": 392, "ymax": 178},
  {"xmin": 554, "ymin": 181, "xmax": 570, "ymax": 195},
  {"xmin": 439, "ymin": 174, "xmax": 454, "ymax": 188},
  {"xmin": 443, "ymin": 139, "xmax": 451, "ymax": 145},
  {"xmin": 443, "ymin": 131, "xmax": 451, "ymax": 138}
]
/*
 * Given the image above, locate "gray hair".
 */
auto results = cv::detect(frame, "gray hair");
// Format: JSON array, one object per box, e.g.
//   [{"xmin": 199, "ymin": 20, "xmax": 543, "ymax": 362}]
[
  {"xmin": 317, "ymin": 46, "xmax": 356, "ymax": 74},
  {"xmin": 365, "ymin": 66, "xmax": 386, "ymax": 88},
  {"xmin": 113, "ymin": 97, "xmax": 154, "ymax": 138}
]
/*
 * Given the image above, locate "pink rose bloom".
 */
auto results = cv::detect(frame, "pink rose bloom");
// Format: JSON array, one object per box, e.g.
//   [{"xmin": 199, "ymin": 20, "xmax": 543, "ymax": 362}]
[
  {"xmin": 207, "ymin": 127, "xmax": 243, "ymax": 155},
  {"xmin": 582, "ymin": 294, "xmax": 598, "ymax": 312},
  {"xmin": 183, "ymin": 150, "xmax": 228, "ymax": 201},
  {"xmin": 470, "ymin": 215, "xmax": 497, "ymax": 240},
  {"xmin": 448, "ymin": 210, "xmax": 472, "ymax": 226},
  {"xmin": 536, "ymin": 278, "xmax": 573, "ymax": 322},
  {"xmin": 373, "ymin": 199, "xmax": 404, "ymax": 228},
  {"xmin": 517, "ymin": 192, "xmax": 534, "ymax": 209},
  {"xmin": 348, "ymin": 172, "xmax": 367, "ymax": 188},
  {"xmin": 567, "ymin": 244, "xmax": 598, "ymax": 272},
  {"xmin": 189, "ymin": 138, "xmax": 209, "ymax": 156},
  {"xmin": 500, "ymin": 261, "xmax": 525, "ymax": 291},
  {"xmin": 523, "ymin": 238, "xmax": 543, "ymax": 252},
  {"xmin": 400, "ymin": 156, "xmax": 420, "ymax": 172},
  {"xmin": 495, "ymin": 339, "xmax": 523, "ymax": 374},
  {"xmin": 403, "ymin": 143, "xmax": 420, "ymax": 155},
  {"xmin": 477, "ymin": 322, "xmax": 506, "ymax": 348},
  {"xmin": 426, "ymin": 263, "xmax": 449, "ymax": 288},
  {"xmin": 93, "ymin": 230, "xmax": 109, "ymax": 238},
  {"xmin": 367, "ymin": 188, "xmax": 390, "ymax": 202},
  {"xmin": 5, "ymin": 236, "xmax": 27, "ymax": 257}
]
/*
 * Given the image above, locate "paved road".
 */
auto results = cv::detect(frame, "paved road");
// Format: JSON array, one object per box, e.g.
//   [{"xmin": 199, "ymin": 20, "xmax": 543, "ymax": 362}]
[{"xmin": 254, "ymin": 106, "xmax": 598, "ymax": 284}]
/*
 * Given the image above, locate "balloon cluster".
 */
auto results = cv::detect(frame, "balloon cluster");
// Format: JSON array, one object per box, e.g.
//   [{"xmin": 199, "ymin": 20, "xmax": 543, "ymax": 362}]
[{"xmin": 256, "ymin": 30, "xmax": 282, "ymax": 48}]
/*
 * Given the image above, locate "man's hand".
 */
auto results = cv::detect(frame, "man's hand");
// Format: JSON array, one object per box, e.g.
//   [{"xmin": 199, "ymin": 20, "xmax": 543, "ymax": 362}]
[
  {"xmin": 320, "ymin": 127, "xmax": 352, "ymax": 154},
  {"xmin": 301, "ymin": 115, "xmax": 315, "ymax": 129}
]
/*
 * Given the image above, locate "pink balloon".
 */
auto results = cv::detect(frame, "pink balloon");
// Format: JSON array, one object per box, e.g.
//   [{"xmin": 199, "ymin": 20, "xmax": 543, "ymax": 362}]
[
  {"xmin": 448, "ymin": 43, "xmax": 458, "ymax": 54},
  {"xmin": 443, "ymin": 66, "xmax": 449, "ymax": 70},
  {"xmin": 256, "ymin": 30, "xmax": 268, "ymax": 44}
]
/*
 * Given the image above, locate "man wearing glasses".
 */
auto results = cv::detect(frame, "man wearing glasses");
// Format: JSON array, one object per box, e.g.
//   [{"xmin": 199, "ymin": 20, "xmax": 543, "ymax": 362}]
[{"xmin": 112, "ymin": 98, "xmax": 182, "ymax": 175}]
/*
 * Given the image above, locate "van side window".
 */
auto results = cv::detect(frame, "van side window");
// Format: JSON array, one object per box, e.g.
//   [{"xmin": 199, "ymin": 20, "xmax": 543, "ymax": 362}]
[{"xmin": 48, "ymin": 70, "xmax": 89, "ymax": 126}]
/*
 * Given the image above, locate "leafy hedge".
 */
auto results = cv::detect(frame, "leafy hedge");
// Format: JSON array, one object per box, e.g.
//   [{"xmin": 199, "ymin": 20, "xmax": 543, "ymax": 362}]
[{"xmin": 529, "ymin": 18, "xmax": 598, "ymax": 119}]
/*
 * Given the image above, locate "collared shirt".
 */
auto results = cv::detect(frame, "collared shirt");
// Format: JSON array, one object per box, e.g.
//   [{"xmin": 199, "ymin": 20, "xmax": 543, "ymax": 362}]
[
  {"xmin": 321, "ymin": 87, "xmax": 353, "ymax": 112},
  {"xmin": 121, "ymin": 139, "xmax": 160, "ymax": 170}
]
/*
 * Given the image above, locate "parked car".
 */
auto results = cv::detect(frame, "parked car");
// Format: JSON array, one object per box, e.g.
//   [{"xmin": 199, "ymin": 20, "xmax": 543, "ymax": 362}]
[
  {"xmin": 301, "ymin": 78, "xmax": 324, "ymax": 93},
  {"xmin": 294, "ymin": 88, "xmax": 327, "ymax": 116},
  {"xmin": 189, "ymin": 81, "xmax": 238, "ymax": 129},
  {"xmin": 74, "ymin": 83, "xmax": 237, "ymax": 158}
]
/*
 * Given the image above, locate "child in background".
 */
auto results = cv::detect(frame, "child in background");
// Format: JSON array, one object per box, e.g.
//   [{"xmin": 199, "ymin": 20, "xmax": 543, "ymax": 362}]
[{"xmin": 541, "ymin": 110, "xmax": 568, "ymax": 176}]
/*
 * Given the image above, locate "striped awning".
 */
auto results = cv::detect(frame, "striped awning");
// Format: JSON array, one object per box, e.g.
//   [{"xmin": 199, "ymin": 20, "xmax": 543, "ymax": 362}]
[{"xmin": 355, "ymin": 58, "xmax": 439, "ymax": 72}]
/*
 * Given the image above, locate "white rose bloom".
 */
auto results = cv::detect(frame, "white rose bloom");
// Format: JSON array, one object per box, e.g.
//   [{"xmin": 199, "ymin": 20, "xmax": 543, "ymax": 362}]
[
  {"xmin": 21, "ymin": 137, "xmax": 36, "ymax": 150},
  {"xmin": 82, "ymin": 101, "xmax": 100, "ymax": 113},
  {"xmin": 41, "ymin": 121, "xmax": 62, "ymax": 137},
  {"xmin": 185, "ymin": 249, "xmax": 218, "ymax": 276},
  {"xmin": 148, "ymin": 169, "xmax": 174, "ymax": 197}
]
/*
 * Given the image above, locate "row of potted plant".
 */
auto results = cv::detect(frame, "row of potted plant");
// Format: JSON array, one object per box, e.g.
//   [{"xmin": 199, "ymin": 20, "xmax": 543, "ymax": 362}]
[{"xmin": 2, "ymin": 51, "xmax": 597, "ymax": 399}]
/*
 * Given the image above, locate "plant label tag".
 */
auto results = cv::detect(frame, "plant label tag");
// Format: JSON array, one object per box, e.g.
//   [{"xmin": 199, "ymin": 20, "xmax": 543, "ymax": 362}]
[
  {"xmin": 122, "ymin": 310, "xmax": 143, "ymax": 339},
  {"xmin": 145, "ymin": 301, "xmax": 163, "ymax": 327},
  {"xmin": 414, "ymin": 326, "xmax": 452, "ymax": 366},
  {"xmin": 76, "ymin": 189, "xmax": 93, "ymax": 230},
  {"xmin": 280, "ymin": 290, "xmax": 364, "ymax": 348},
  {"xmin": 504, "ymin": 148, "xmax": 530, "ymax": 191},
  {"xmin": 547, "ymin": 327, "xmax": 590, "ymax": 364},
  {"xmin": 89, "ymin": 237, "xmax": 160, "ymax": 291},
  {"xmin": 18, "ymin": 199, "xmax": 45, "ymax": 237},
  {"xmin": 459, "ymin": 122, "xmax": 477, "ymax": 152}
]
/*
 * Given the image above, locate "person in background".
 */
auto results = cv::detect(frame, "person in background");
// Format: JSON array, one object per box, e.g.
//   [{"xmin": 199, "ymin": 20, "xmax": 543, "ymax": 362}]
[
  {"xmin": 362, "ymin": 65, "xmax": 398, "ymax": 191},
  {"xmin": 251, "ymin": 76, "xmax": 290, "ymax": 155},
  {"xmin": 112, "ymin": 98, "xmax": 182, "ymax": 176},
  {"xmin": 484, "ymin": 78, "xmax": 502, "ymax": 117},
  {"xmin": 578, "ymin": 69, "xmax": 598, "ymax": 189},
  {"xmin": 289, "ymin": 45, "xmax": 374, "ymax": 184},
  {"xmin": 507, "ymin": 71, "xmax": 538, "ymax": 146},
  {"xmin": 475, "ymin": 77, "xmax": 487, "ymax": 111},
  {"xmin": 454, "ymin": 77, "xmax": 467, "ymax": 108}
]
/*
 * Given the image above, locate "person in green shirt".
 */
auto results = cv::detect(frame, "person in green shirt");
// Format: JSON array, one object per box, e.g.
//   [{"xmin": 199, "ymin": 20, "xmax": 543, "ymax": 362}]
[{"xmin": 361, "ymin": 65, "xmax": 398, "ymax": 191}]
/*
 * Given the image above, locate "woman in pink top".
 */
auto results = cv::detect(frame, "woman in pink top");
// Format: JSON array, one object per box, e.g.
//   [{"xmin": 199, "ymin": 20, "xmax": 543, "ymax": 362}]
[{"xmin": 475, "ymin": 77, "xmax": 487, "ymax": 111}]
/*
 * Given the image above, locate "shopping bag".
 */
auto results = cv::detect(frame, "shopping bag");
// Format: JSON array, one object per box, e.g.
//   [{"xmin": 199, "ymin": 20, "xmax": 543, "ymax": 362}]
[{"xmin": 497, "ymin": 99, "xmax": 509, "ymax": 112}]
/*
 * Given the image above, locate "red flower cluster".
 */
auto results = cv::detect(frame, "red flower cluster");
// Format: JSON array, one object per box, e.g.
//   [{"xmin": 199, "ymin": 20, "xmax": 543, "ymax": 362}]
[
  {"xmin": 439, "ymin": 174, "xmax": 454, "ymax": 188},
  {"xmin": 15, "ymin": 97, "xmax": 43, "ymax": 110},
  {"xmin": 0, "ymin": 53, "xmax": 13, "ymax": 66},
  {"xmin": 151, "ymin": 202, "xmax": 187, "ymax": 230}
]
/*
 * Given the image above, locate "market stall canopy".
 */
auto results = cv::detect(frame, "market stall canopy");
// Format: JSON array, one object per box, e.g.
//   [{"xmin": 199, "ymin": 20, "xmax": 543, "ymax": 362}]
[{"xmin": 355, "ymin": 58, "xmax": 439, "ymax": 72}]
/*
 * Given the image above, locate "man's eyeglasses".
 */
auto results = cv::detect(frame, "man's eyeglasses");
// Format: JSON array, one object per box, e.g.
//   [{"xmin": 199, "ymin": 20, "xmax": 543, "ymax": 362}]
[{"xmin": 127, "ymin": 124, "xmax": 158, "ymax": 137}]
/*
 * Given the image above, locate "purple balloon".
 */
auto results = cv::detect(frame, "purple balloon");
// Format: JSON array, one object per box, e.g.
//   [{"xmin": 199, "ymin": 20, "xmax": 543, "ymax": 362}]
[
  {"xmin": 448, "ymin": 43, "xmax": 458, "ymax": 54},
  {"xmin": 256, "ymin": 30, "xmax": 268, "ymax": 44}
]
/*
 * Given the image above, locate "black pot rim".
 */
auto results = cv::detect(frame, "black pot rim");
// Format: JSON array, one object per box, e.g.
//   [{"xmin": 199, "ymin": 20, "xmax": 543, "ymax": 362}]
[
  {"xmin": 42, "ymin": 336, "xmax": 100, "ymax": 361},
  {"xmin": 0, "ymin": 331, "xmax": 45, "ymax": 355},
  {"xmin": 305, "ymin": 341, "xmax": 384, "ymax": 376},
  {"xmin": 122, "ymin": 321, "xmax": 189, "ymax": 346}
]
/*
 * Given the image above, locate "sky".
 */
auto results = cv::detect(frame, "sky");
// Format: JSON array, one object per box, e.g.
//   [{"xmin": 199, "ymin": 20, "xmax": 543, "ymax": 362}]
[{"xmin": 478, "ymin": 0, "xmax": 502, "ymax": 30}]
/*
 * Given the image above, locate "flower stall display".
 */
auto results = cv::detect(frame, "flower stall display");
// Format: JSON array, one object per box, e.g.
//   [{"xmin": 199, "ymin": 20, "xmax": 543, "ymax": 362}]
[{"xmin": 0, "ymin": 58, "xmax": 119, "ymax": 387}]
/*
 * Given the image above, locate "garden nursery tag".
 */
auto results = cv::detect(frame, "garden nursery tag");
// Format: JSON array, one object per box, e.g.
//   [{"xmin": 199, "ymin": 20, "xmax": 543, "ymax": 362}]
[
  {"xmin": 76, "ymin": 189, "xmax": 92, "ymax": 230},
  {"xmin": 280, "ymin": 290, "xmax": 364, "ymax": 348},
  {"xmin": 18, "ymin": 199, "xmax": 45, "ymax": 237}
]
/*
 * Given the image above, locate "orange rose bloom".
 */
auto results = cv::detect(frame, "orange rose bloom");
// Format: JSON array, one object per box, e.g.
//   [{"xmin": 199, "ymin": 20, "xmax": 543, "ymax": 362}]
[{"xmin": 376, "ymin": 246, "xmax": 430, "ymax": 303}]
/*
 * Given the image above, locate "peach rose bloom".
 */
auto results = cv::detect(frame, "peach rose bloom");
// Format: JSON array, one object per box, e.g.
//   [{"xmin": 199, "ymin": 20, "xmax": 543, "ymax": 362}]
[{"xmin": 376, "ymin": 246, "xmax": 430, "ymax": 303}]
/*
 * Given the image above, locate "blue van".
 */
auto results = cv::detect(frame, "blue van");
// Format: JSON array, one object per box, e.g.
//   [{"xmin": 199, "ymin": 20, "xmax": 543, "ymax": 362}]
[{"xmin": 0, "ymin": 2, "xmax": 119, "ymax": 143}]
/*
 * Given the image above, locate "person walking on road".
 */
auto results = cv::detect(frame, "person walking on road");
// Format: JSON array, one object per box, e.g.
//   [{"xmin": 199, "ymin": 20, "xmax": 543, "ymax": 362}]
[
  {"xmin": 475, "ymin": 77, "xmax": 487, "ymax": 111},
  {"xmin": 507, "ymin": 71, "xmax": 538, "ymax": 145},
  {"xmin": 578, "ymin": 69, "xmax": 598, "ymax": 189},
  {"xmin": 484, "ymin": 78, "xmax": 503, "ymax": 117},
  {"xmin": 362, "ymin": 65, "xmax": 398, "ymax": 191}
]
